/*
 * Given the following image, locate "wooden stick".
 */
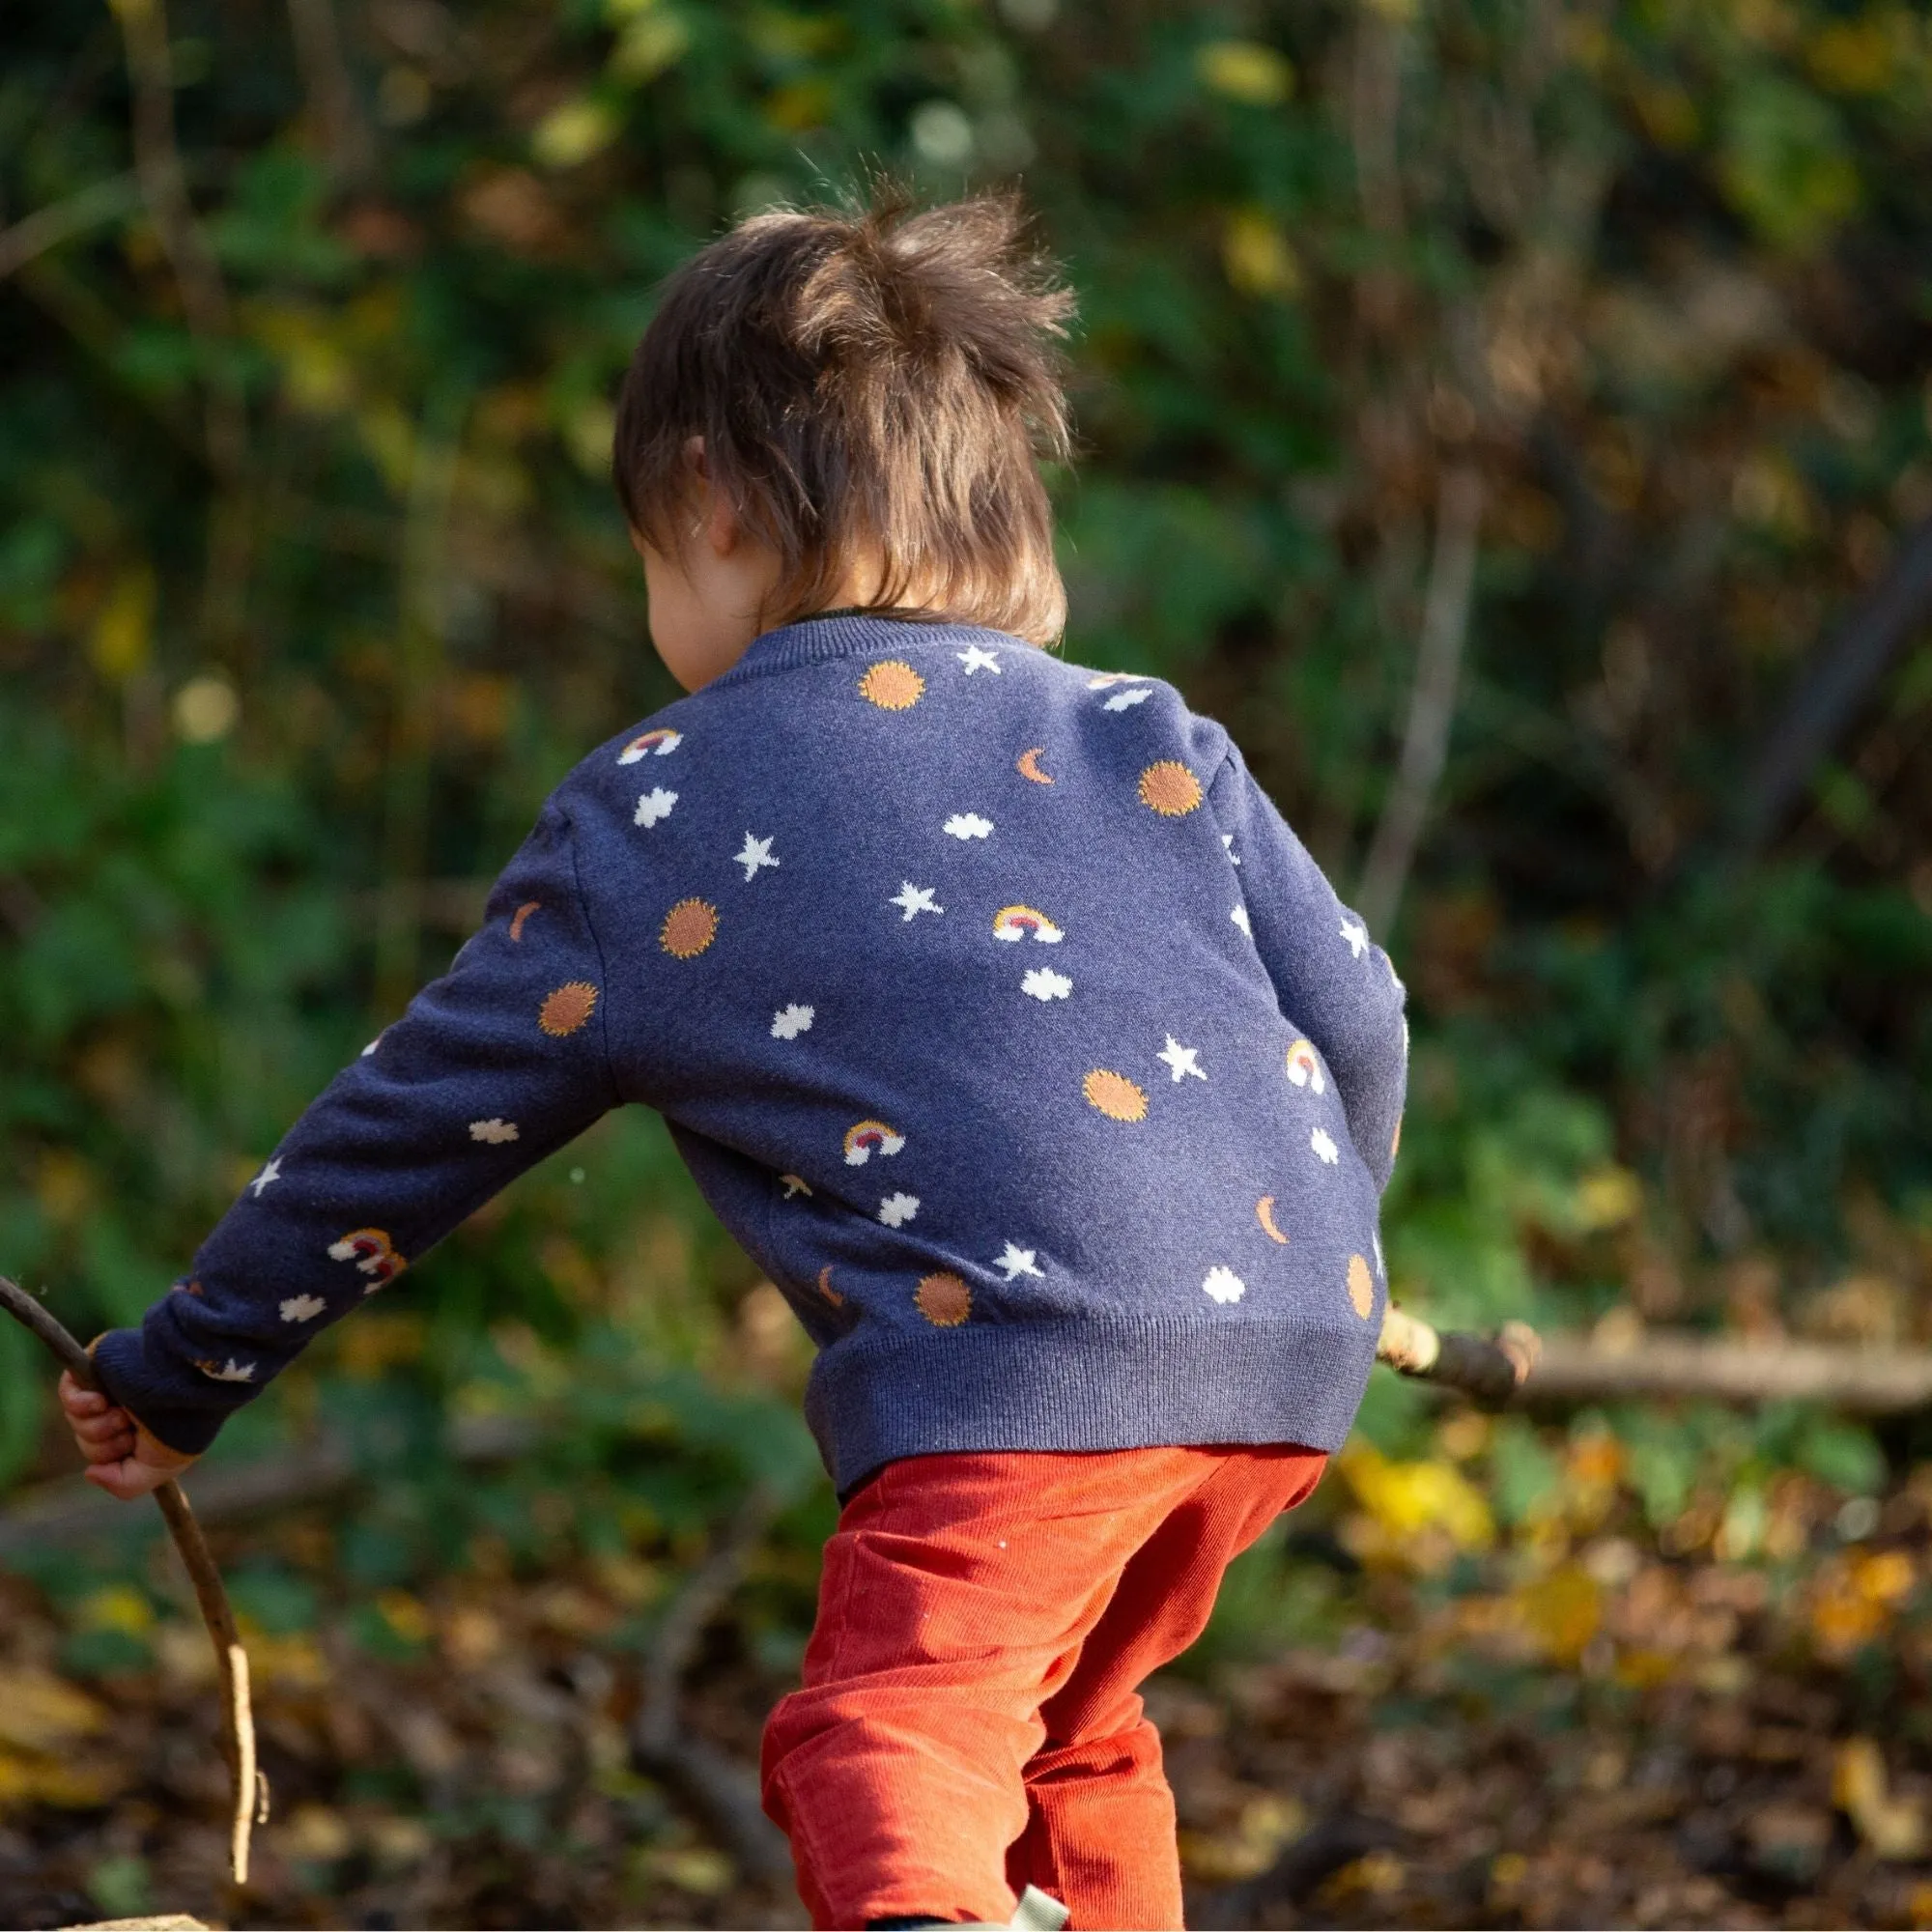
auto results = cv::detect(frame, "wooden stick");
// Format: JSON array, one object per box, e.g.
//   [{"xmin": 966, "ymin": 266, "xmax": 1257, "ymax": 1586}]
[
  {"xmin": 0, "ymin": 1274, "xmax": 261, "ymax": 1885},
  {"xmin": 1378, "ymin": 1306, "xmax": 1539, "ymax": 1407}
]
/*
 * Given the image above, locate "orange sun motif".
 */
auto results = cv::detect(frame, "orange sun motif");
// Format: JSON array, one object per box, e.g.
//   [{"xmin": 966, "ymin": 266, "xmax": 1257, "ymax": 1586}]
[
  {"xmin": 859, "ymin": 660, "xmax": 925, "ymax": 711},
  {"xmin": 1138, "ymin": 760, "xmax": 1203, "ymax": 817},
  {"xmin": 916, "ymin": 1271, "xmax": 972, "ymax": 1327},
  {"xmin": 1083, "ymin": 1068, "xmax": 1149, "ymax": 1122},
  {"xmin": 538, "ymin": 980, "xmax": 599, "ymax": 1037},
  {"xmin": 510, "ymin": 900, "xmax": 541, "ymax": 941},
  {"xmin": 660, "ymin": 897, "xmax": 719, "ymax": 959},
  {"xmin": 1347, "ymin": 1254, "xmax": 1376, "ymax": 1321}
]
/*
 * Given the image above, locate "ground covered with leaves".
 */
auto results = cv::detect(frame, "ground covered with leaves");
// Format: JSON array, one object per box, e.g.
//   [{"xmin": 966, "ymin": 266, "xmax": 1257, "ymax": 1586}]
[{"xmin": 9, "ymin": 1394, "xmax": 1932, "ymax": 1931}]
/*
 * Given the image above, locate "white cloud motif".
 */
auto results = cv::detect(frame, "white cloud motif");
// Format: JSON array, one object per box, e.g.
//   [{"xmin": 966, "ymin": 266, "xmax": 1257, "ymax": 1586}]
[
  {"xmin": 469, "ymin": 1118, "xmax": 520, "ymax": 1144},
  {"xmin": 1231, "ymin": 903, "xmax": 1252, "ymax": 936},
  {"xmin": 1202, "ymin": 1266, "xmax": 1246, "ymax": 1305},
  {"xmin": 1311, "ymin": 1126, "xmax": 1340, "ymax": 1165},
  {"xmin": 634, "ymin": 787, "xmax": 678, "ymax": 828},
  {"xmin": 360, "ymin": 1037, "xmax": 382, "ymax": 1056},
  {"xmin": 1021, "ymin": 967, "xmax": 1072, "ymax": 1002},
  {"xmin": 877, "ymin": 1192, "xmax": 921, "ymax": 1228},
  {"xmin": 771, "ymin": 1004, "xmax": 814, "ymax": 1039},
  {"xmin": 198, "ymin": 1358, "xmax": 257, "ymax": 1383},
  {"xmin": 994, "ymin": 1242, "xmax": 1044, "ymax": 1281},
  {"xmin": 944, "ymin": 812, "xmax": 994, "ymax": 839},
  {"xmin": 1103, "ymin": 687, "xmax": 1153, "ymax": 712},
  {"xmin": 891, "ymin": 882, "xmax": 943, "ymax": 921},
  {"xmin": 279, "ymin": 1293, "xmax": 327, "ymax": 1324}
]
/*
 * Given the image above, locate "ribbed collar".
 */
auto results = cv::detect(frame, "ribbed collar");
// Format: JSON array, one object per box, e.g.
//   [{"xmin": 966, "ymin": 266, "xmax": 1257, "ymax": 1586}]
[{"xmin": 712, "ymin": 612, "xmax": 1017, "ymax": 690}]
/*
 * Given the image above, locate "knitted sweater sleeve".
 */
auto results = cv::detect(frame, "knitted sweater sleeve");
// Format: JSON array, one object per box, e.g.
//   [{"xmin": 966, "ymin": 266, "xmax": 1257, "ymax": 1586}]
[
  {"xmin": 1208, "ymin": 748, "xmax": 1408, "ymax": 1193},
  {"xmin": 91, "ymin": 801, "xmax": 620, "ymax": 1455}
]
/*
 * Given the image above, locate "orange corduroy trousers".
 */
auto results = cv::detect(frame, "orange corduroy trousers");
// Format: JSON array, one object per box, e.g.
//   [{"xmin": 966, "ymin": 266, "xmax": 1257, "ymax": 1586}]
[{"xmin": 760, "ymin": 1442, "xmax": 1328, "ymax": 1930}]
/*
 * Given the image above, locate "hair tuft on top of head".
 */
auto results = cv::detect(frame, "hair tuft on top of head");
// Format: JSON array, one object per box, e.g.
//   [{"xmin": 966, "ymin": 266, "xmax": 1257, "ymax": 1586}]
[{"xmin": 613, "ymin": 187, "xmax": 1075, "ymax": 644}]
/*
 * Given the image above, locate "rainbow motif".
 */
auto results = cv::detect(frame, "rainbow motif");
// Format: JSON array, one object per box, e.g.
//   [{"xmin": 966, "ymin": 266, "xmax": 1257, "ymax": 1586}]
[
  {"xmin": 327, "ymin": 1226, "xmax": 407, "ymax": 1287},
  {"xmin": 1285, "ymin": 1039, "xmax": 1326, "ymax": 1094},
  {"xmin": 617, "ymin": 727, "xmax": 683, "ymax": 765},
  {"xmin": 843, "ymin": 1119, "xmax": 905, "ymax": 1166},
  {"xmin": 992, "ymin": 904, "xmax": 1065, "ymax": 945}
]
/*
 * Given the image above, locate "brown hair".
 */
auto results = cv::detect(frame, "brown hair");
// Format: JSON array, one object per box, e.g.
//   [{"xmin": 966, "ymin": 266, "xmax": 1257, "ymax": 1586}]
[{"xmin": 612, "ymin": 189, "xmax": 1074, "ymax": 645}]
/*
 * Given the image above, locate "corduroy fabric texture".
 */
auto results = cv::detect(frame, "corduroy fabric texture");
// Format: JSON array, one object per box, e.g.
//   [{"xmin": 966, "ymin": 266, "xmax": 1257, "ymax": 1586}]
[
  {"xmin": 761, "ymin": 1443, "xmax": 1328, "ymax": 1929},
  {"xmin": 92, "ymin": 616, "xmax": 1406, "ymax": 1482}
]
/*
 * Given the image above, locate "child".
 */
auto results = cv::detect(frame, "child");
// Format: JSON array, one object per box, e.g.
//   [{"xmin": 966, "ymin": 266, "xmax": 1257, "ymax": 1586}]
[{"xmin": 63, "ymin": 192, "xmax": 1406, "ymax": 1930}]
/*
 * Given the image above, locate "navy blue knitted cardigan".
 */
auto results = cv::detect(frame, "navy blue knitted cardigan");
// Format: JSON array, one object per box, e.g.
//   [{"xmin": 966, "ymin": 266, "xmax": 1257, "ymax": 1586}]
[{"xmin": 95, "ymin": 617, "xmax": 1409, "ymax": 1492}]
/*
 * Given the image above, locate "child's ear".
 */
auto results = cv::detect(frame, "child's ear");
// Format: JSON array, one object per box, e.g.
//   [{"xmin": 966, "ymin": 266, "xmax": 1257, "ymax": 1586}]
[{"xmin": 684, "ymin": 436, "xmax": 742, "ymax": 557}]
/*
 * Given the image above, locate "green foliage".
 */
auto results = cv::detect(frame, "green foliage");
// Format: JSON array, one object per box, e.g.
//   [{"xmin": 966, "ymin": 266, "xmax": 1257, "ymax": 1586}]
[{"xmin": 3, "ymin": 0, "xmax": 1930, "ymax": 1652}]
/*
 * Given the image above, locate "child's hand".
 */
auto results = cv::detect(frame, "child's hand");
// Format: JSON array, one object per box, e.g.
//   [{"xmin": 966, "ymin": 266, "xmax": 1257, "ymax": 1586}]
[{"xmin": 58, "ymin": 1370, "xmax": 197, "ymax": 1499}]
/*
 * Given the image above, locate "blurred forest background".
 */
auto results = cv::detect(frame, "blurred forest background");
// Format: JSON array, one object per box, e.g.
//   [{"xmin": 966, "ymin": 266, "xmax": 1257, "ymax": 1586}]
[{"xmin": 4, "ymin": 0, "xmax": 1932, "ymax": 1925}]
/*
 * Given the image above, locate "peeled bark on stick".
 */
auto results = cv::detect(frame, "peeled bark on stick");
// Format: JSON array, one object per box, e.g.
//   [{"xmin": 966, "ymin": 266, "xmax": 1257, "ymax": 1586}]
[
  {"xmin": 1377, "ymin": 1306, "xmax": 1539, "ymax": 1407},
  {"xmin": 0, "ymin": 1275, "xmax": 262, "ymax": 1886}
]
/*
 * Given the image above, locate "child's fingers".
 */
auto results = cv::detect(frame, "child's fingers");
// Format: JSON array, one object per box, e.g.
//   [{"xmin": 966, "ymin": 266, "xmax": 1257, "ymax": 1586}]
[
  {"xmin": 57, "ymin": 1373, "xmax": 108, "ymax": 1417},
  {"xmin": 77, "ymin": 1425, "xmax": 138, "ymax": 1464},
  {"xmin": 83, "ymin": 1455, "xmax": 176, "ymax": 1502},
  {"xmin": 69, "ymin": 1406, "xmax": 134, "ymax": 1446}
]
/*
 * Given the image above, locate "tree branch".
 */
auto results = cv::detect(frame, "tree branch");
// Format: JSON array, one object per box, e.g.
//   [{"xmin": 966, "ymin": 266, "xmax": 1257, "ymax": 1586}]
[
  {"xmin": 1737, "ymin": 513, "xmax": 1932, "ymax": 854},
  {"xmin": 0, "ymin": 174, "xmax": 139, "ymax": 282},
  {"xmin": 0, "ymin": 1275, "xmax": 261, "ymax": 1884},
  {"xmin": 1358, "ymin": 466, "xmax": 1485, "ymax": 933}
]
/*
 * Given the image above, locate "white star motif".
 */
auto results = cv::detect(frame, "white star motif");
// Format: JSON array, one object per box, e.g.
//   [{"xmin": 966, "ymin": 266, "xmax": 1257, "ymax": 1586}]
[
  {"xmin": 957, "ymin": 644, "xmax": 1002, "ymax": 674},
  {"xmin": 1231, "ymin": 902, "xmax": 1252, "ymax": 936},
  {"xmin": 249, "ymin": 1157, "xmax": 282, "ymax": 1197},
  {"xmin": 944, "ymin": 812, "xmax": 994, "ymax": 840},
  {"xmin": 1311, "ymin": 1126, "xmax": 1340, "ymax": 1165},
  {"xmin": 771, "ymin": 1003, "xmax": 814, "ymax": 1039},
  {"xmin": 1223, "ymin": 834, "xmax": 1241, "ymax": 866},
  {"xmin": 197, "ymin": 1357, "xmax": 257, "ymax": 1383},
  {"xmin": 469, "ymin": 1119, "xmax": 520, "ymax": 1144},
  {"xmin": 1202, "ymin": 1265, "xmax": 1246, "ymax": 1305},
  {"xmin": 877, "ymin": 1192, "xmax": 921, "ymax": 1228},
  {"xmin": 891, "ymin": 882, "xmax": 944, "ymax": 922},
  {"xmin": 1340, "ymin": 916, "xmax": 1369, "ymax": 959},
  {"xmin": 1103, "ymin": 687, "xmax": 1153, "ymax": 712},
  {"xmin": 634, "ymin": 786, "xmax": 678, "ymax": 828},
  {"xmin": 993, "ymin": 1242, "xmax": 1043, "ymax": 1282},
  {"xmin": 279, "ymin": 1293, "xmax": 327, "ymax": 1324},
  {"xmin": 734, "ymin": 832, "xmax": 780, "ymax": 881},
  {"xmin": 360, "ymin": 1035, "xmax": 383, "ymax": 1056},
  {"xmin": 1021, "ymin": 967, "xmax": 1072, "ymax": 1002},
  {"xmin": 1156, "ymin": 1036, "xmax": 1206, "ymax": 1083}
]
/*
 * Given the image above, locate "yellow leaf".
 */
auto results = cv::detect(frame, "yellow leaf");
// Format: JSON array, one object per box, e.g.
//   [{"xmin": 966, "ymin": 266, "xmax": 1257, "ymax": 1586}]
[
  {"xmin": 0, "ymin": 1744, "xmax": 120, "ymax": 1812},
  {"xmin": 1836, "ymin": 1737, "xmax": 1926, "ymax": 1859},
  {"xmin": 89, "ymin": 566, "xmax": 156, "ymax": 683},
  {"xmin": 1196, "ymin": 41, "xmax": 1294, "ymax": 107},
  {"xmin": 1221, "ymin": 210, "xmax": 1301, "ymax": 299},
  {"xmin": 76, "ymin": 1585, "xmax": 155, "ymax": 1637},
  {"xmin": 0, "ymin": 1672, "xmax": 109, "ymax": 1753},
  {"xmin": 611, "ymin": 11, "xmax": 689, "ymax": 83},
  {"xmin": 376, "ymin": 1590, "xmax": 434, "ymax": 1645},
  {"xmin": 531, "ymin": 97, "xmax": 619, "ymax": 170},
  {"xmin": 1855, "ymin": 1548, "xmax": 1916, "ymax": 1605},
  {"xmin": 1518, "ymin": 1562, "xmax": 1602, "ymax": 1666},
  {"xmin": 1340, "ymin": 1444, "xmax": 1494, "ymax": 1550},
  {"xmin": 1574, "ymin": 1163, "xmax": 1640, "ymax": 1232}
]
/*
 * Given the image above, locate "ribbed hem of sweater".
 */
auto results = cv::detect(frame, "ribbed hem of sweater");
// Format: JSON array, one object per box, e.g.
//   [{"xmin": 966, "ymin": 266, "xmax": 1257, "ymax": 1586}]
[{"xmin": 803, "ymin": 1314, "xmax": 1376, "ymax": 1496}]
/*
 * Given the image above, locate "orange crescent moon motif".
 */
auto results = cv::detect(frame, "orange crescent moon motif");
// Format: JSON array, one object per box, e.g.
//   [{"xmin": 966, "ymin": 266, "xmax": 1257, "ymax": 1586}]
[
  {"xmin": 817, "ymin": 1265, "xmax": 843, "ymax": 1308},
  {"xmin": 1256, "ymin": 1195, "xmax": 1290, "ymax": 1244},
  {"xmin": 1016, "ymin": 746, "xmax": 1054, "ymax": 785}
]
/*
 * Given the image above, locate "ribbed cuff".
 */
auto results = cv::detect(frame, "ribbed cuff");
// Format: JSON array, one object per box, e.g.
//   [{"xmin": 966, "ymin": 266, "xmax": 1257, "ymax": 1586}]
[{"xmin": 90, "ymin": 1329, "xmax": 229, "ymax": 1457}]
